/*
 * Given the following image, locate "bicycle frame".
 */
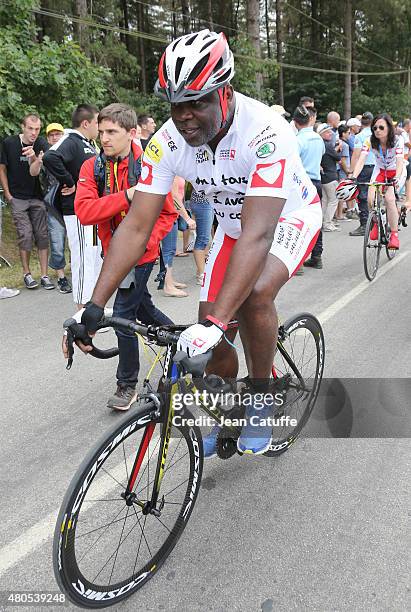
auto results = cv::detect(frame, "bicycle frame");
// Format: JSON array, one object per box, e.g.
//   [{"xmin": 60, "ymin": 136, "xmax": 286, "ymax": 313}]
[{"xmin": 122, "ymin": 322, "xmax": 310, "ymax": 514}]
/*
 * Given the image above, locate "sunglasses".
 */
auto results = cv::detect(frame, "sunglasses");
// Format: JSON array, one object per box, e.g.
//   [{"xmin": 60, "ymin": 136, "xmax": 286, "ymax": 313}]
[{"xmin": 373, "ymin": 125, "xmax": 386, "ymax": 131}]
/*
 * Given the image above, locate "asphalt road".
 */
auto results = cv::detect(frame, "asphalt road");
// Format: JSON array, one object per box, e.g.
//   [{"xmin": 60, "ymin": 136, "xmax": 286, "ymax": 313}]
[{"xmin": 0, "ymin": 219, "xmax": 410, "ymax": 612}]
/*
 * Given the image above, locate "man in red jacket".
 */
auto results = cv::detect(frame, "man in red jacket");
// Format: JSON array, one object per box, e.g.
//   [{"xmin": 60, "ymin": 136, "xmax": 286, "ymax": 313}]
[{"xmin": 74, "ymin": 103, "xmax": 177, "ymax": 410}]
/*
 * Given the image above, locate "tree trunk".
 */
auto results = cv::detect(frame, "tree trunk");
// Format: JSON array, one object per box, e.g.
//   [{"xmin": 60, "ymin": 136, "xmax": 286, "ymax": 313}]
[
  {"xmin": 265, "ymin": 0, "xmax": 271, "ymax": 58},
  {"xmin": 276, "ymin": 0, "xmax": 284, "ymax": 105},
  {"xmin": 344, "ymin": 0, "xmax": 352, "ymax": 119},
  {"xmin": 137, "ymin": 3, "xmax": 147, "ymax": 94},
  {"xmin": 206, "ymin": 0, "xmax": 213, "ymax": 30},
  {"xmin": 247, "ymin": 0, "xmax": 262, "ymax": 92},
  {"xmin": 74, "ymin": 0, "xmax": 89, "ymax": 51},
  {"xmin": 171, "ymin": 0, "xmax": 177, "ymax": 38},
  {"xmin": 311, "ymin": 0, "xmax": 320, "ymax": 56},
  {"xmin": 181, "ymin": 0, "xmax": 190, "ymax": 34},
  {"xmin": 121, "ymin": 0, "xmax": 131, "ymax": 52},
  {"xmin": 351, "ymin": 8, "xmax": 358, "ymax": 90}
]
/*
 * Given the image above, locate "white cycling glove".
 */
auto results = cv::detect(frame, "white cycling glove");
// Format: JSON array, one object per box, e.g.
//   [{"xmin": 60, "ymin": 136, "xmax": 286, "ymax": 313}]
[{"xmin": 177, "ymin": 317, "xmax": 227, "ymax": 357}]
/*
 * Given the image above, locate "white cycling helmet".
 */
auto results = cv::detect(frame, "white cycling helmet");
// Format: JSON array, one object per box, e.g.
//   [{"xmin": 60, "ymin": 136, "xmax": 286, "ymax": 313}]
[
  {"xmin": 336, "ymin": 179, "xmax": 359, "ymax": 201},
  {"xmin": 154, "ymin": 29, "xmax": 235, "ymax": 104}
]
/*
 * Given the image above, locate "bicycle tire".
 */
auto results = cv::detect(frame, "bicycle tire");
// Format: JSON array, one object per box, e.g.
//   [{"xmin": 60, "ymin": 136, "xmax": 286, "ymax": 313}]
[
  {"xmin": 363, "ymin": 210, "xmax": 381, "ymax": 281},
  {"xmin": 264, "ymin": 313, "xmax": 325, "ymax": 457},
  {"xmin": 53, "ymin": 401, "xmax": 203, "ymax": 608}
]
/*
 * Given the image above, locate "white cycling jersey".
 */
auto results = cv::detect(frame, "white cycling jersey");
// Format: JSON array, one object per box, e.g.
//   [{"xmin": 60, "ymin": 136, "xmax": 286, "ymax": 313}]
[
  {"xmin": 137, "ymin": 92, "xmax": 318, "ymax": 239},
  {"xmin": 361, "ymin": 136, "xmax": 404, "ymax": 171}
]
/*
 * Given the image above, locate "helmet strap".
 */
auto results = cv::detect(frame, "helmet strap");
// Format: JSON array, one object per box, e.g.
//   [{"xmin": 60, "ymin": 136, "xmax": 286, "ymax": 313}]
[{"xmin": 218, "ymin": 86, "xmax": 229, "ymax": 128}]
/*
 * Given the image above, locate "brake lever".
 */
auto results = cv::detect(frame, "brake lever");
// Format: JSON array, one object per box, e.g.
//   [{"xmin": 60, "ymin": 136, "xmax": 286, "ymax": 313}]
[{"xmin": 64, "ymin": 318, "xmax": 93, "ymax": 370}]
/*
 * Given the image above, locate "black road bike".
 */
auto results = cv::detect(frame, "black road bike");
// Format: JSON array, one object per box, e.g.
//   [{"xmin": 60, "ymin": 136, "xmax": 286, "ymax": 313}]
[
  {"xmin": 361, "ymin": 181, "xmax": 407, "ymax": 281},
  {"xmin": 54, "ymin": 313, "xmax": 324, "ymax": 608}
]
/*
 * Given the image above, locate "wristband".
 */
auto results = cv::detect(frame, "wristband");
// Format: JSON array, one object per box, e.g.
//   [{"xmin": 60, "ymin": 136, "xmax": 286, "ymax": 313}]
[{"xmin": 205, "ymin": 315, "xmax": 228, "ymax": 331}]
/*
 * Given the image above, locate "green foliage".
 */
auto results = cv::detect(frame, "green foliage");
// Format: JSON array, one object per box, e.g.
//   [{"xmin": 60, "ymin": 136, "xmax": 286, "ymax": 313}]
[
  {"xmin": 0, "ymin": 1, "xmax": 109, "ymax": 135},
  {"xmin": 231, "ymin": 35, "xmax": 278, "ymax": 103}
]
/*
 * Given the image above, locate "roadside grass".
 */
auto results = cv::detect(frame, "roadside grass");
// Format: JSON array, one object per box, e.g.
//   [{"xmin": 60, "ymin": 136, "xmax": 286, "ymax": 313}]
[{"xmin": 0, "ymin": 203, "xmax": 70, "ymax": 288}]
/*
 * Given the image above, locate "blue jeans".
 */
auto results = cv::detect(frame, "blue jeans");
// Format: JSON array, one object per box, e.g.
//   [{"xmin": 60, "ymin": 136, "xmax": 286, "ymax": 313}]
[
  {"xmin": 161, "ymin": 221, "xmax": 178, "ymax": 267},
  {"xmin": 113, "ymin": 262, "xmax": 173, "ymax": 387},
  {"xmin": 48, "ymin": 213, "xmax": 66, "ymax": 270},
  {"xmin": 189, "ymin": 199, "xmax": 213, "ymax": 250},
  {"xmin": 358, "ymin": 165, "xmax": 373, "ymax": 227}
]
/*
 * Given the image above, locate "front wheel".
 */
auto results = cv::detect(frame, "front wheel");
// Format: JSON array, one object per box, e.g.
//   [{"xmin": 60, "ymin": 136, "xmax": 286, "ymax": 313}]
[
  {"xmin": 264, "ymin": 313, "xmax": 325, "ymax": 457},
  {"xmin": 363, "ymin": 210, "xmax": 381, "ymax": 281},
  {"xmin": 53, "ymin": 402, "xmax": 203, "ymax": 608}
]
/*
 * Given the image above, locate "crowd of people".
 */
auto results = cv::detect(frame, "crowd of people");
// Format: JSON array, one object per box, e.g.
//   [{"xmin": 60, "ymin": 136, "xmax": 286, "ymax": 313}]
[
  {"xmin": 1, "ymin": 28, "xmax": 411, "ymax": 458},
  {"xmin": 0, "ymin": 86, "xmax": 410, "ymax": 411}
]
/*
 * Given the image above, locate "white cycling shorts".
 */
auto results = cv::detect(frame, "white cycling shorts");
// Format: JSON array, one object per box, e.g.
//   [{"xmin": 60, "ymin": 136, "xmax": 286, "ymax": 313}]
[{"xmin": 200, "ymin": 198, "xmax": 322, "ymax": 303}]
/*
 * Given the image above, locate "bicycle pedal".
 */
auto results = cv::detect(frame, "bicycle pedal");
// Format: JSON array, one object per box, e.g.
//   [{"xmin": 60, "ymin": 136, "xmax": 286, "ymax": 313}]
[{"xmin": 216, "ymin": 426, "xmax": 240, "ymax": 459}]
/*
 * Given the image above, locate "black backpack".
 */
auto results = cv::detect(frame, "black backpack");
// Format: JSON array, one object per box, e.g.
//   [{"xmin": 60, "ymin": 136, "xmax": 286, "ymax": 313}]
[{"xmin": 93, "ymin": 150, "xmax": 142, "ymax": 197}]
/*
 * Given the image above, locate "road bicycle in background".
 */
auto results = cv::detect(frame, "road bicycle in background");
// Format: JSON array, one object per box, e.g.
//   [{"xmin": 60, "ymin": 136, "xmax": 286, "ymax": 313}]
[
  {"xmin": 360, "ymin": 181, "xmax": 407, "ymax": 281},
  {"xmin": 54, "ymin": 313, "xmax": 324, "ymax": 608}
]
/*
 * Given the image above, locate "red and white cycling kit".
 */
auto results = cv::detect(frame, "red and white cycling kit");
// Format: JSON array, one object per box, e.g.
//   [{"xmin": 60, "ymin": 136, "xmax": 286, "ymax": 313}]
[
  {"xmin": 137, "ymin": 92, "xmax": 322, "ymax": 302},
  {"xmin": 361, "ymin": 137, "xmax": 406, "ymax": 188}
]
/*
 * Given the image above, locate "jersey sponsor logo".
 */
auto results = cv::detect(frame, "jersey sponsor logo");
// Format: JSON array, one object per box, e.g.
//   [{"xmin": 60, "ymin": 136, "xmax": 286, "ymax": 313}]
[
  {"xmin": 167, "ymin": 140, "xmax": 178, "ymax": 152},
  {"xmin": 256, "ymin": 142, "xmax": 276, "ymax": 158},
  {"xmin": 160, "ymin": 129, "xmax": 172, "ymax": 142},
  {"xmin": 196, "ymin": 149, "xmax": 209, "ymax": 164},
  {"xmin": 248, "ymin": 125, "xmax": 274, "ymax": 148},
  {"xmin": 145, "ymin": 138, "xmax": 163, "ymax": 163},
  {"xmin": 279, "ymin": 216, "xmax": 304, "ymax": 231},
  {"xmin": 219, "ymin": 148, "xmax": 236, "ymax": 160},
  {"xmin": 250, "ymin": 160, "xmax": 286, "ymax": 189},
  {"xmin": 139, "ymin": 160, "xmax": 153, "ymax": 185}
]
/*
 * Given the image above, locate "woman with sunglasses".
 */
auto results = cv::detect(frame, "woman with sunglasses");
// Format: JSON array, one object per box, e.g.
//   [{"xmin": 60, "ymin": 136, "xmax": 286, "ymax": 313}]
[{"xmin": 349, "ymin": 113, "xmax": 405, "ymax": 249}]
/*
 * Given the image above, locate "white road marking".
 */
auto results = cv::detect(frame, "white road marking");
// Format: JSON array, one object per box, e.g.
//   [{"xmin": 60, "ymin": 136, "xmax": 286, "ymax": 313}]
[
  {"xmin": 318, "ymin": 251, "xmax": 409, "ymax": 324},
  {"xmin": 0, "ymin": 435, "xmax": 161, "ymax": 578},
  {"xmin": 0, "ymin": 251, "xmax": 409, "ymax": 576}
]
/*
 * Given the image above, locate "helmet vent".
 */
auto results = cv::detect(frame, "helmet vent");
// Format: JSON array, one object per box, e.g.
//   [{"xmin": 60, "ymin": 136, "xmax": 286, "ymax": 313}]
[
  {"xmin": 200, "ymin": 39, "xmax": 214, "ymax": 52},
  {"xmin": 187, "ymin": 53, "xmax": 210, "ymax": 84},
  {"xmin": 185, "ymin": 34, "xmax": 198, "ymax": 46},
  {"xmin": 175, "ymin": 57, "xmax": 185, "ymax": 83}
]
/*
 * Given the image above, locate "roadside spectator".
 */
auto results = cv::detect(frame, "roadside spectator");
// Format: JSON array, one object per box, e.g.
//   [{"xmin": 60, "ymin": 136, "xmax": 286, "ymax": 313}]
[
  {"xmin": 318, "ymin": 123, "xmax": 342, "ymax": 231},
  {"xmin": 30, "ymin": 123, "xmax": 72, "ymax": 294},
  {"xmin": 270, "ymin": 104, "xmax": 291, "ymax": 119},
  {"xmin": 43, "ymin": 104, "xmax": 100, "ymax": 307},
  {"xmin": 294, "ymin": 105, "xmax": 325, "ymax": 269},
  {"xmin": 160, "ymin": 177, "xmax": 196, "ymax": 297},
  {"xmin": 402, "ymin": 119, "xmax": 411, "ymax": 208},
  {"xmin": 335, "ymin": 124, "xmax": 351, "ymax": 221},
  {"xmin": 186, "ymin": 185, "xmax": 213, "ymax": 284},
  {"xmin": 74, "ymin": 103, "xmax": 176, "ymax": 410},
  {"xmin": 137, "ymin": 114, "xmax": 156, "ymax": 150},
  {"xmin": 349, "ymin": 111, "xmax": 375, "ymax": 236},
  {"xmin": 290, "ymin": 96, "xmax": 314, "ymax": 133},
  {"xmin": 346, "ymin": 118, "xmax": 362, "ymax": 157},
  {"xmin": 0, "ymin": 113, "xmax": 55, "ymax": 290},
  {"xmin": 0, "ymin": 192, "xmax": 19, "ymax": 298},
  {"xmin": 327, "ymin": 111, "xmax": 341, "ymax": 145}
]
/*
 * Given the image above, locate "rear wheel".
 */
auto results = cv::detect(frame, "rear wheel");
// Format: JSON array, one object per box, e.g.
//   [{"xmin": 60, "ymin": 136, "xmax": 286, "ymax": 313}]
[
  {"xmin": 54, "ymin": 402, "xmax": 203, "ymax": 608},
  {"xmin": 363, "ymin": 210, "xmax": 381, "ymax": 281},
  {"xmin": 264, "ymin": 313, "xmax": 325, "ymax": 457}
]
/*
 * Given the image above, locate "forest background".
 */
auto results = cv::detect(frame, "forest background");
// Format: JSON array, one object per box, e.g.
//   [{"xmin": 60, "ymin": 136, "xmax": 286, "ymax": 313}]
[{"xmin": 1, "ymin": 0, "xmax": 411, "ymax": 135}]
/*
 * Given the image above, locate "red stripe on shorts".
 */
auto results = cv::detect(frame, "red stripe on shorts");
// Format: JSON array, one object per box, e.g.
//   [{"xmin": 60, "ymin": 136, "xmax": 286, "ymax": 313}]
[
  {"xmin": 291, "ymin": 228, "xmax": 321, "ymax": 276},
  {"xmin": 206, "ymin": 233, "xmax": 236, "ymax": 303}
]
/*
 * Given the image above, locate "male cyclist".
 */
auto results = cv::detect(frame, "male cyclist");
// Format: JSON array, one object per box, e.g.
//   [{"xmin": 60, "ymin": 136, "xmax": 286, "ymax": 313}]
[{"xmin": 77, "ymin": 30, "xmax": 322, "ymax": 456}]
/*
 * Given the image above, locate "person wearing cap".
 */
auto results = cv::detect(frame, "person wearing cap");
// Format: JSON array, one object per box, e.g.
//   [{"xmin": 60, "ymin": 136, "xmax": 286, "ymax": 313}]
[
  {"xmin": 318, "ymin": 123, "xmax": 342, "ymax": 231},
  {"xmin": 348, "ymin": 111, "xmax": 375, "ymax": 236},
  {"xmin": 29, "ymin": 123, "xmax": 72, "ymax": 293},
  {"xmin": 270, "ymin": 104, "xmax": 290, "ymax": 118}
]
